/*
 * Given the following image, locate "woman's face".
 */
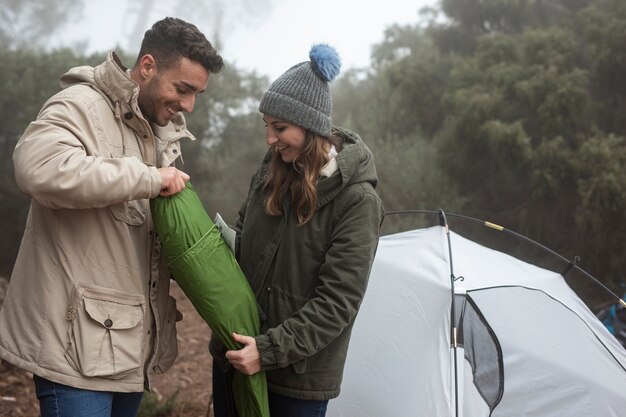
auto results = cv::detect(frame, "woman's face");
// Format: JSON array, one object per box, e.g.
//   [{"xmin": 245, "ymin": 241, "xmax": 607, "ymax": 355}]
[{"xmin": 263, "ymin": 115, "xmax": 306, "ymax": 163}]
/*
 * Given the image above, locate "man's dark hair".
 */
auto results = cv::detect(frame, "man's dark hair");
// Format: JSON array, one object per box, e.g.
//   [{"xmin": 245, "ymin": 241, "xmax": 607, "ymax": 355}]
[{"xmin": 137, "ymin": 17, "xmax": 224, "ymax": 74}]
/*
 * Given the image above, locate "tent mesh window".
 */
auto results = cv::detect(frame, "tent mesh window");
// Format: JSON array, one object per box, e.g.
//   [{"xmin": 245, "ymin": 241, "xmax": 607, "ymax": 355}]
[{"xmin": 456, "ymin": 294, "xmax": 504, "ymax": 412}]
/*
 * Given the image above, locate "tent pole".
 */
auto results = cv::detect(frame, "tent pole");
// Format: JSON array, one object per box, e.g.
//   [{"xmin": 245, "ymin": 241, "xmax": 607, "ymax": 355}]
[{"xmin": 439, "ymin": 209, "xmax": 460, "ymax": 417}]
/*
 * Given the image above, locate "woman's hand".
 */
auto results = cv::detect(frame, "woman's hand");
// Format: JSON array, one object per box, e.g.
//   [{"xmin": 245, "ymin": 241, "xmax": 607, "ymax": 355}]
[{"xmin": 225, "ymin": 332, "xmax": 262, "ymax": 375}]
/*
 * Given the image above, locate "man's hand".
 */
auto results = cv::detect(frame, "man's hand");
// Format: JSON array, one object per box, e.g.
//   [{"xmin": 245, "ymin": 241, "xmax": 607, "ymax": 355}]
[
  {"xmin": 225, "ymin": 332, "xmax": 262, "ymax": 375},
  {"xmin": 158, "ymin": 167, "xmax": 190, "ymax": 196}
]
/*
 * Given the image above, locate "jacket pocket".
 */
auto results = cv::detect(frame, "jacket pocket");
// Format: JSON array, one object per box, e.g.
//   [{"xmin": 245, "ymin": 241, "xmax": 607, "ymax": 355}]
[
  {"xmin": 152, "ymin": 295, "xmax": 179, "ymax": 375},
  {"xmin": 65, "ymin": 284, "xmax": 146, "ymax": 379},
  {"xmin": 110, "ymin": 200, "xmax": 147, "ymax": 226}
]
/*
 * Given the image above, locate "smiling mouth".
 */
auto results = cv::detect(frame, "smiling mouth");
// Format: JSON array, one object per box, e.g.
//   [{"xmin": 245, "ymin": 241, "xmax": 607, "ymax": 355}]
[{"xmin": 166, "ymin": 105, "xmax": 178, "ymax": 115}]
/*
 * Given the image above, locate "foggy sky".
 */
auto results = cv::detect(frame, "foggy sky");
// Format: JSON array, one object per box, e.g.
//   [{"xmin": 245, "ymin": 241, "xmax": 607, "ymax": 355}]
[{"xmin": 51, "ymin": 0, "xmax": 435, "ymax": 79}]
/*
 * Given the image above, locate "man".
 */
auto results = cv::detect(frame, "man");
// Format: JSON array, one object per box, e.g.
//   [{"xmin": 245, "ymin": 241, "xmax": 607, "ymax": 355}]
[{"xmin": 0, "ymin": 17, "xmax": 223, "ymax": 417}]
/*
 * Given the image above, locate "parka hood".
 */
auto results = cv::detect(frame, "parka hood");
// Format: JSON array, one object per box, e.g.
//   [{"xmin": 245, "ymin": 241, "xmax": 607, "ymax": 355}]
[
  {"xmin": 60, "ymin": 52, "xmax": 138, "ymax": 107},
  {"xmin": 316, "ymin": 126, "xmax": 379, "ymax": 208}
]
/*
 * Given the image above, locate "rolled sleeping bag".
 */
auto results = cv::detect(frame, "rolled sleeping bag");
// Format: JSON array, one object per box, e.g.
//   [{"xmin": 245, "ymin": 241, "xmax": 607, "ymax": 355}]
[{"xmin": 150, "ymin": 182, "xmax": 269, "ymax": 417}]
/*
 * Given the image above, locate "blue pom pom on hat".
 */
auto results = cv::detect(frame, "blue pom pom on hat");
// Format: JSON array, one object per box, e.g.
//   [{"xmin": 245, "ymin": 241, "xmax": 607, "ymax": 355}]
[
  {"xmin": 310, "ymin": 43, "xmax": 341, "ymax": 82},
  {"xmin": 258, "ymin": 43, "xmax": 342, "ymax": 138}
]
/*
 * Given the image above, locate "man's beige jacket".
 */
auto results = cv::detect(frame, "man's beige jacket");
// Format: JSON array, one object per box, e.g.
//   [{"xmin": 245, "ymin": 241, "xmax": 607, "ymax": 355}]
[{"xmin": 0, "ymin": 52, "xmax": 195, "ymax": 392}]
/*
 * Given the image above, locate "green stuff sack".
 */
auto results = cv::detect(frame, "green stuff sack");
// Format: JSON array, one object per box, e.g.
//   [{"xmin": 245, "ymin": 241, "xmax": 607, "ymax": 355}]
[{"xmin": 150, "ymin": 182, "xmax": 270, "ymax": 417}]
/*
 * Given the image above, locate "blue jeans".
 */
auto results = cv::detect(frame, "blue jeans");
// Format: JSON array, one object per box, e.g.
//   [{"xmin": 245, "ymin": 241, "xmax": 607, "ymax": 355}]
[
  {"xmin": 212, "ymin": 360, "xmax": 329, "ymax": 417},
  {"xmin": 33, "ymin": 375, "xmax": 144, "ymax": 417},
  {"xmin": 267, "ymin": 391, "xmax": 329, "ymax": 417}
]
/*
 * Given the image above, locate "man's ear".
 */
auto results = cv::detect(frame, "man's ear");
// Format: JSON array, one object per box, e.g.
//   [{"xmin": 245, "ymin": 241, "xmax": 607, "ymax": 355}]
[{"xmin": 138, "ymin": 54, "xmax": 158, "ymax": 80}]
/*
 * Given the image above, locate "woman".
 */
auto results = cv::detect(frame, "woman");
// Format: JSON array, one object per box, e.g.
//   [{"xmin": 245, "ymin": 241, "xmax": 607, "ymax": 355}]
[{"xmin": 210, "ymin": 44, "xmax": 384, "ymax": 417}]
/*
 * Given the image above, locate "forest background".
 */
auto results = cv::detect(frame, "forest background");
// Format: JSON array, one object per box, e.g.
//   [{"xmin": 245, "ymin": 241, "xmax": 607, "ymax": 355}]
[{"xmin": 1, "ymin": 0, "xmax": 625, "ymax": 311}]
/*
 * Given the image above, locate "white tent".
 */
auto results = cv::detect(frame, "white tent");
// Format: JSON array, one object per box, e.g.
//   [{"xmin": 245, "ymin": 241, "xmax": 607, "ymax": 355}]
[{"xmin": 328, "ymin": 226, "xmax": 626, "ymax": 417}]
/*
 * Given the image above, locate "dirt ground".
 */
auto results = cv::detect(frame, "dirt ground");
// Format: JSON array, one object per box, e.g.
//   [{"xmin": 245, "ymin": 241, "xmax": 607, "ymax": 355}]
[{"xmin": 0, "ymin": 281, "xmax": 215, "ymax": 417}]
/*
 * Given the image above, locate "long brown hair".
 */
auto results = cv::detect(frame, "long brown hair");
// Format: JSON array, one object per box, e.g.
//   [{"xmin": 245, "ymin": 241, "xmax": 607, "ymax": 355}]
[{"xmin": 264, "ymin": 130, "xmax": 336, "ymax": 225}]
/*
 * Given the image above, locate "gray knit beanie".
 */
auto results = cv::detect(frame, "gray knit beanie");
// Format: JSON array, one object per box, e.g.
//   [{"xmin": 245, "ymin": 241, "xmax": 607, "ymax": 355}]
[{"xmin": 259, "ymin": 44, "xmax": 341, "ymax": 138}]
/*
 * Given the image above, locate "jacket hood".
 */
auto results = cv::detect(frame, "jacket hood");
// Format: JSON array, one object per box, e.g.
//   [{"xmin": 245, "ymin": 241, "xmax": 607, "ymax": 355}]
[
  {"xmin": 60, "ymin": 52, "xmax": 138, "ymax": 107},
  {"xmin": 316, "ymin": 126, "xmax": 378, "ymax": 208}
]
